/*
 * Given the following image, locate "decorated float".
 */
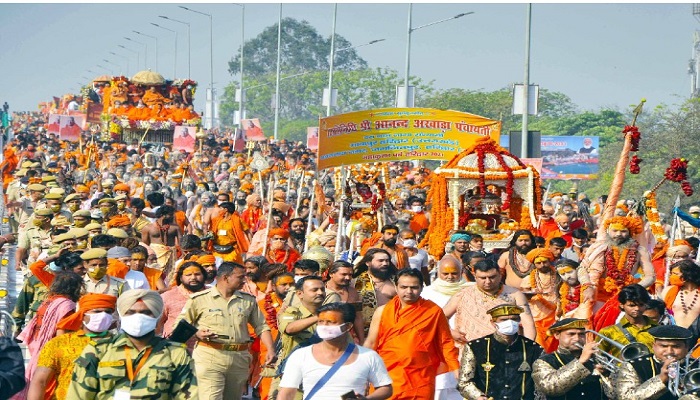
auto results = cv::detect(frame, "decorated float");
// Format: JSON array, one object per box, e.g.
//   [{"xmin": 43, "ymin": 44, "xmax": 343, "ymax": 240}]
[
  {"xmin": 86, "ymin": 70, "xmax": 200, "ymax": 144},
  {"xmin": 422, "ymin": 136, "xmax": 543, "ymax": 256}
]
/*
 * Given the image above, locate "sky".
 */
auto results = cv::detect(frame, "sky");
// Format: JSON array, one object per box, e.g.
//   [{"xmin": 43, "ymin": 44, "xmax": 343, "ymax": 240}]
[{"xmin": 0, "ymin": 2, "xmax": 698, "ymax": 116}]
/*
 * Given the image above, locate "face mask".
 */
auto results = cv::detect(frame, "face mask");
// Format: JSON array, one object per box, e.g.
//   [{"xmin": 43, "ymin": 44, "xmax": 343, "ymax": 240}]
[
  {"xmin": 120, "ymin": 313, "xmax": 158, "ymax": 337},
  {"xmin": 117, "ymin": 203, "xmax": 126, "ymax": 210},
  {"xmin": 33, "ymin": 219, "xmax": 44, "ymax": 227},
  {"xmin": 411, "ymin": 205, "xmax": 422, "ymax": 213},
  {"xmin": 100, "ymin": 207, "xmax": 112, "ymax": 215},
  {"xmin": 316, "ymin": 324, "xmax": 348, "ymax": 340},
  {"xmin": 495, "ymin": 320, "xmax": 520, "ymax": 336},
  {"xmin": 68, "ymin": 203, "xmax": 80, "ymax": 212},
  {"xmin": 670, "ymin": 275, "xmax": 683, "ymax": 286},
  {"xmin": 75, "ymin": 240, "xmax": 88, "ymax": 249},
  {"xmin": 294, "ymin": 275, "xmax": 304, "ymax": 283},
  {"xmin": 85, "ymin": 312, "xmax": 114, "ymax": 333},
  {"xmin": 48, "ymin": 261, "xmax": 62, "ymax": 272},
  {"xmin": 50, "ymin": 205, "xmax": 61, "ymax": 213},
  {"xmin": 88, "ymin": 267, "xmax": 107, "ymax": 280}
]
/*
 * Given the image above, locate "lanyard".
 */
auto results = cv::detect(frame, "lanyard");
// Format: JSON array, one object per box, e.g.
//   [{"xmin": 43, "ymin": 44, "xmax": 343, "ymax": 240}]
[{"xmin": 124, "ymin": 347, "xmax": 153, "ymax": 384}]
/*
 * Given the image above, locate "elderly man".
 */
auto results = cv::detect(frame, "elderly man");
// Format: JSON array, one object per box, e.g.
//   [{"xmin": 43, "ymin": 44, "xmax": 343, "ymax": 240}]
[
  {"xmin": 264, "ymin": 228, "xmax": 302, "ymax": 272},
  {"xmin": 68, "ymin": 290, "xmax": 197, "ymax": 399},
  {"xmin": 520, "ymin": 248, "xmax": 561, "ymax": 352},
  {"xmin": 578, "ymin": 216, "xmax": 655, "ymax": 329},
  {"xmin": 421, "ymin": 256, "xmax": 470, "ymax": 400}
]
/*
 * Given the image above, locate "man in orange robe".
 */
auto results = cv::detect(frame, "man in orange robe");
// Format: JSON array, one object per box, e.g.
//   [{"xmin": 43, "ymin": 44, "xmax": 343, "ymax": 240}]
[
  {"xmin": 211, "ymin": 202, "xmax": 250, "ymax": 263},
  {"xmin": 263, "ymin": 228, "xmax": 301, "ymax": 272},
  {"xmin": 365, "ymin": 268, "xmax": 459, "ymax": 399}
]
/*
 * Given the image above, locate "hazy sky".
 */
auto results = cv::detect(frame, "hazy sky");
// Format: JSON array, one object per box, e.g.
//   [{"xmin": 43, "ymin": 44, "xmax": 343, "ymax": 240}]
[{"xmin": 1, "ymin": 3, "xmax": 697, "ymax": 115}]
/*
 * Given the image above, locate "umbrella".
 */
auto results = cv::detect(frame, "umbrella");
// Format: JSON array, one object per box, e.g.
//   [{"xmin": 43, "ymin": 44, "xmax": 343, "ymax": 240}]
[
  {"xmin": 131, "ymin": 70, "xmax": 165, "ymax": 85},
  {"xmin": 92, "ymin": 75, "xmax": 112, "ymax": 82}
]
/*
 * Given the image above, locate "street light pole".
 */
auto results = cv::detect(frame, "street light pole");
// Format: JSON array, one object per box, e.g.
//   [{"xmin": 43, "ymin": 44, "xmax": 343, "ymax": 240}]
[
  {"xmin": 118, "ymin": 45, "xmax": 140, "ymax": 71},
  {"xmin": 521, "ymin": 3, "xmax": 532, "ymax": 158},
  {"xmin": 159, "ymin": 15, "xmax": 191, "ymax": 78},
  {"xmin": 109, "ymin": 52, "xmax": 130, "ymax": 76},
  {"xmin": 124, "ymin": 37, "xmax": 147, "ymax": 69},
  {"xmin": 133, "ymin": 31, "xmax": 158, "ymax": 70},
  {"xmin": 233, "ymin": 4, "xmax": 245, "ymax": 127},
  {"xmin": 151, "ymin": 23, "xmax": 178, "ymax": 78},
  {"xmin": 274, "ymin": 4, "xmax": 282, "ymax": 140},
  {"xmin": 403, "ymin": 6, "xmax": 474, "ymax": 107},
  {"xmin": 179, "ymin": 7, "xmax": 213, "ymax": 113}
]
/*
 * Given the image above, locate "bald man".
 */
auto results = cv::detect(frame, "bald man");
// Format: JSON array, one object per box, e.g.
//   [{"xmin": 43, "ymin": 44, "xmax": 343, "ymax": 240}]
[{"xmin": 421, "ymin": 257, "xmax": 470, "ymax": 400}]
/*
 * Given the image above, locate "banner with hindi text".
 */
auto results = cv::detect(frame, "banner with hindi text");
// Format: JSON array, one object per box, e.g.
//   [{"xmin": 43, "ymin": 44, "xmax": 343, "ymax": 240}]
[{"xmin": 318, "ymin": 108, "xmax": 501, "ymax": 170}]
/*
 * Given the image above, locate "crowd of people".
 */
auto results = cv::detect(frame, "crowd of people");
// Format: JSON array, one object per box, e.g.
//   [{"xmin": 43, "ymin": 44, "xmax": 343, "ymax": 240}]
[{"xmin": 2, "ymin": 110, "xmax": 700, "ymax": 400}]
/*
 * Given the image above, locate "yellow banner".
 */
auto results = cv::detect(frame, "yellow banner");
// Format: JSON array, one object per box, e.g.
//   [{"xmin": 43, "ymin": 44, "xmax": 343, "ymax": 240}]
[{"xmin": 318, "ymin": 108, "xmax": 501, "ymax": 170}]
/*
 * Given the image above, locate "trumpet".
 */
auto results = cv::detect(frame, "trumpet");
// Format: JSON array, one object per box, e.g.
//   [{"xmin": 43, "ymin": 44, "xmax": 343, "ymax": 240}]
[
  {"xmin": 574, "ymin": 330, "xmax": 650, "ymax": 373},
  {"xmin": 668, "ymin": 343, "xmax": 700, "ymax": 396}
]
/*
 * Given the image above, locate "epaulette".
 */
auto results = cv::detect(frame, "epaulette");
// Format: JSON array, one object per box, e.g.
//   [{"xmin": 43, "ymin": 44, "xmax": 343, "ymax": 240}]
[
  {"xmin": 190, "ymin": 288, "xmax": 212, "ymax": 298},
  {"xmin": 237, "ymin": 291, "xmax": 255, "ymax": 299}
]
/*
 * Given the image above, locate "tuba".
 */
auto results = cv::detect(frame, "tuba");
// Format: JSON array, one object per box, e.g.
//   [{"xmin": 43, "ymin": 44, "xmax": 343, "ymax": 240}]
[{"xmin": 575, "ymin": 330, "xmax": 650, "ymax": 373}]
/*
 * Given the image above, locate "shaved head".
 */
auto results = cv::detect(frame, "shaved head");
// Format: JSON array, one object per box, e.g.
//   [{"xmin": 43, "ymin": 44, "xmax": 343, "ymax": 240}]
[{"xmin": 438, "ymin": 256, "xmax": 462, "ymax": 283}]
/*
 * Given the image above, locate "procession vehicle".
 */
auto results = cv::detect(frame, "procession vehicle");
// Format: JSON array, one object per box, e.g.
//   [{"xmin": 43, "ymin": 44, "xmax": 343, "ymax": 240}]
[{"xmin": 423, "ymin": 136, "xmax": 543, "ymax": 255}]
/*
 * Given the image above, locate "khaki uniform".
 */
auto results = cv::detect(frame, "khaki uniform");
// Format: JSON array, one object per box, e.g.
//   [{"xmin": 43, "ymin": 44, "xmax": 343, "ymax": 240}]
[
  {"xmin": 83, "ymin": 275, "xmax": 129, "ymax": 297},
  {"xmin": 178, "ymin": 286, "xmax": 270, "ymax": 400},
  {"xmin": 17, "ymin": 198, "xmax": 45, "ymax": 231},
  {"xmin": 17, "ymin": 225, "xmax": 52, "ymax": 266},
  {"xmin": 11, "ymin": 275, "xmax": 48, "ymax": 330},
  {"xmin": 67, "ymin": 333, "xmax": 198, "ymax": 400}
]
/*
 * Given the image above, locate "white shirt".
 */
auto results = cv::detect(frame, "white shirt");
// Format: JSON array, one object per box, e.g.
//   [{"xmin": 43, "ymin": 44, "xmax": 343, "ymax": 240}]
[
  {"xmin": 279, "ymin": 344, "xmax": 392, "ymax": 399},
  {"xmin": 421, "ymin": 285, "xmax": 462, "ymax": 390},
  {"xmin": 408, "ymin": 249, "xmax": 429, "ymax": 270},
  {"xmin": 124, "ymin": 270, "xmax": 150, "ymax": 290}
]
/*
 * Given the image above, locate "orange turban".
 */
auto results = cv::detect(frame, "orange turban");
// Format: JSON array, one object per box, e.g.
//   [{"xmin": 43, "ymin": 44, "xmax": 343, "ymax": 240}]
[
  {"xmin": 525, "ymin": 248, "xmax": 555, "ymax": 263},
  {"xmin": 197, "ymin": 254, "xmax": 216, "ymax": 265},
  {"xmin": 268, "ymin": 227, "xmax": 289, "ymax": 239},
  {"xmin": 76, "ymin": 184, "xmax": 89, "ymax": 193},
  {"xmin": 56, "ymin": 293, "xmax": 117, "ymax": 332},
  {"xmin": 106, "ymin": 214, "xmax": 132, "ymax": 228},
  {"xmin": 114, "ymin": 183, "xmax": 130, "ymax": 193},
  {"xmin": 603, "ymin": 216, "xmax": 643, "ymax": 236}
]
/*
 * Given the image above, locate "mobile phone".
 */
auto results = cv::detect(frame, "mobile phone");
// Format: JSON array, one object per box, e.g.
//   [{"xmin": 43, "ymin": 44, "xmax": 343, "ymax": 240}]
[{"xmin": 340, "ymin": 391, "xmax": 358, "ymax": 399}]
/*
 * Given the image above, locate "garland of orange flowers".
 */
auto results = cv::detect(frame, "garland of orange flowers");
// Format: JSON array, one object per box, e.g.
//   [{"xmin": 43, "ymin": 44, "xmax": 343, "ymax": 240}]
[
  {"xmin": 559, "ymin": 282, "xmax": 582, "ymax": 315},
  {"xmin": 419, "ymin": 173, "xmax": 453, "ymax": 258},
  {"xmin": 603, "ymin": 246, "xmax": 637, "ymax": 293},
  {"xmin": 528, "ymin": 270, "xmax": 558, "ymax": 311},
  {"xmin": 644, "ymin": 191, "xmax": 668, "ymax": 244},
  {"xmin": 520, "ymin": 205, "xmax": 534, "ymax": 233}
]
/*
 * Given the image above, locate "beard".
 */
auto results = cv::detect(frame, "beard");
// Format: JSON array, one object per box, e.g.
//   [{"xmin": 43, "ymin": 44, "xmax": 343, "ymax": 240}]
[
  {"xmin": 383, "ymin": 238, "xmax": 397, "ymax": 247},
  {"xmin": 290, "ymin": 230, "xmax": 305, "ymax": 240},
  {"xmin": 183, "ymin": 280, "xmax": 205, "ymax": 292},
  {"xmin": 370, "ymin": 265, "xmax": 393, "ymax": 281},
  {"xmin": 516, "ymin": 244, "xmax": 534, "ymax": 254}
]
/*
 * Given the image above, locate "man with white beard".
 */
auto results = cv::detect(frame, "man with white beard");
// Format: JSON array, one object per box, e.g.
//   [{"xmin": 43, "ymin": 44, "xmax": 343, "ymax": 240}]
[{"xmin": 421, "ymin": 256, "xmax": 470, "ymax": 400}]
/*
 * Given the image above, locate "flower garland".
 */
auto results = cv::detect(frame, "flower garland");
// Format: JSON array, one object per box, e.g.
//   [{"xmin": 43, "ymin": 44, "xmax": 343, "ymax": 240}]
[
  {"xmin": 644, "ymin": 191, "xmax": 668, "ymax": 243},
  {"xmin": 603, "ymin": 244, "xmax": 638, "ymax": 293},
  {"xmin": 528, "ymin": 270, "xmax": 558, "ymax": 311},
  {"xmin": 263, "ymin": 292, "xmax": 279, "ymax": 330},
  {"xmin": 520, "ymin": 205, "xmax": 534, "ymax": 232},
  {"xmin": 419, "ymin": 173, "xmax": 453, "ymax": 258},
  {"xmin": 559, "ymin": 283, "xmax": 581, "ymax": 314},
  {"xmin": 623, "ymin": 125, "xmax": 642, "ymax": 174},
  {"xmin": 665, "ymin": 158, "xmax": 694, "ymax": 196}
]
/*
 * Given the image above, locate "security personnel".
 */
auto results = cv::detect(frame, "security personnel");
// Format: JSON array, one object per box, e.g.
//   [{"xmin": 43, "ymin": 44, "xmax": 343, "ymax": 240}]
[
  {"xmin": 11, "ymin": 274, "xmax": 48, "ymax": 334},
  {"xmin": 613, "ymin": 325, "xmax": 694, "ymax": 400},
  {"xmin": 81, "ymin": 248, "xmax": 129, "ymax": 296},
  {"xmin": 532, "ymin": 318, "xmax": 614, "ymax": 399},
  {"xmin": 68, "ymin": 289, "xmax": 197, "ymax": 399},
  {"xmin": 177, "ymin": 261, "xmax": 274, "ymax": 400},
  {"xmin": 15, "ymin": 183, "xmax": 46, "ymax": 231},
  {"xmin": 44, "ymin": 192, "xmax": 73, "ymax": 225},
  {"xmin": 72, "ymin": 209, "xmax": 92, "ymax": 229},
  {"xmin": 458, "ymin": 305, "xmax": 544, "ymax": 400},
  {"xmin": 64, "ymin": 193, "xmax": 83, "ymax": 214},
  {"xmin": 16, "ymin": 207, "xmax": 53, "ymax": 267},
  {"xmin": 68, "ymin": 227, "xmax": 90, "ymax": 250}
]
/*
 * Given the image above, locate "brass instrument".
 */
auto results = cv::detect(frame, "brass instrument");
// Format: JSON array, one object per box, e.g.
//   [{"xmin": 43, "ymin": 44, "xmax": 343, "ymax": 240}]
[
  {"xmin": 668, "ymin": 343, "xmax": 700, "ymax": 396},
  {"xmin": 575, "ymin": 330, "xmax": 650, "ymax": 373}
]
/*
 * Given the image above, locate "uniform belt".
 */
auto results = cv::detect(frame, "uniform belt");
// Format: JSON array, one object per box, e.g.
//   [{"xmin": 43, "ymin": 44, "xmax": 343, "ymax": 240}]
[{"xmin": 198, "ymin": 341, "xmax": 249, "ymax": 351}]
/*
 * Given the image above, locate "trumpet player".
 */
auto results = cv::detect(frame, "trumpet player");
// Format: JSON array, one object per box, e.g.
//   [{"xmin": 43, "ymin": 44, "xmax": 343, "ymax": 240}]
[
  {"xmin": 613, "ymin": 325, "xmax": 695, "ymax": 400},
  {"xmin": 598, "ymin": 284, "xmax": 656, "ymax": 359},
  {"xmin": 532, "ymin": 318, "xmax": 614, "ymax": 399}
]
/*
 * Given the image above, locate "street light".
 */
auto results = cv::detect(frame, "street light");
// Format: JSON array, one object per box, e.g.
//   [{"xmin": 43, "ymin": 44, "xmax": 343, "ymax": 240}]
[
  {"xmin": 124, "ymin": 37, "xmax": 148, "ymax": 68},
  {"xmin": 273, "ymin": 4, "xmax": 282, "ymax": 140},
  {"xmin": 103, "ymin": 59, "xmax": 121, "ymax": 76},
  {"xmin": 151, "ymin": 23, "xmax": 178, "ymax": 78},
  {"xmin": 133, "ymin": 30, "xmax": 158, "ymax": 71},
  {"xmin": 179, "ymin": 6, "xmax": 214, "ymax": 127},
  {"xmin": 233, "ymin": 4, "xmax": 245, "ymax": 127},
  {"xmin": 118, "ymin": 45, "xmax": 141, "ymax": 71},
  {"xmin": 109, "ymin": 52, "xmax": 130, "ymax": 76},
  {"xmin": 402, "ymin": 6, "xmax": 473, "ymax": 107},
  {"xmin": 159, "ymin": 15, "xmax": 191, "ymax": 78}
]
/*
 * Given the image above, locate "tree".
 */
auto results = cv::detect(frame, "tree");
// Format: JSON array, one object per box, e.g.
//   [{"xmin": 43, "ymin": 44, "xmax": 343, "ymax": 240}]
[{"xmin": 227, "ymin": 18, "xmax": 367, "ymax": 78}]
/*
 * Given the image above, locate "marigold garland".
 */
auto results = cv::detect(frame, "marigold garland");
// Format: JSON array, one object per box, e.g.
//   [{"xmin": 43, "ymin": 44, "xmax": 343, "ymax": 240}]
[
  {"xmin": 559, "ymin": 282, "xmax": 581, "ymax": 315},
  {"xmin": 644, "ymin": 191, "xmax": 668, "ymax": 245},
  {"xmin": 419, "ymin": 174, "xmax": 453, "ymax": 258},
  {"xmin": 603, "ymin": 245, "xmax": 638, "ymax": 293}
]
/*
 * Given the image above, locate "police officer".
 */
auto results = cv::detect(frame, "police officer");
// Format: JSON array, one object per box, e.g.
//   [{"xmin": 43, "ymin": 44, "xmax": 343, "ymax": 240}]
[
  {"xmin": 16, "ymin": 207, "xmax": 53, "ymax": 268},
  {"xmin": 44, "ymin": 192, "xmax": 73, "ymax": 225},
  {"xmin": 532, "ymin": 318, "xmax": 614, "ymax": 399},
  {"xmin": 458, "ymin": 305, "xmax": 544, "ymax": 400},
  {"xmin": 68, "ymin": 289, "xmax": 197, "ymax": 399},
  {"xmin": 178, "ymin": 261, "xmax": 274, "ymax": 400},
  {"xmin": 81, "ymin": 248, "xmax": 129, "ymax": 296},
  {"xmin": 14, "ymin": 183, "xmax": 46, "ymax": 231},
  {"xmin": 613, "ymin": 325, "xmax": 695, "ymax": 400}
]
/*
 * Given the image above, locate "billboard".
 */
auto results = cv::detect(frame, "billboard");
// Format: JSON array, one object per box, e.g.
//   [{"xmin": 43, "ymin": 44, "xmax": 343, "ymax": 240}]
[
  {"xmin": 500, "ymin": 135, "xmax": 599, "ymax": 180},
  {"xmin": 318, "ymin": 108, "xmax": 501, "ymax": 170}
]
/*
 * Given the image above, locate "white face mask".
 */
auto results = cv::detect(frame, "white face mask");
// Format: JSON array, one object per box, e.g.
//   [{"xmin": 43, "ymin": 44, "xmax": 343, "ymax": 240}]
[
  {"xmin": 120, "ymin": 313, "xmax": 158, "ymax": 337},
  {"xmin": 495, "ymin": 320, "xmax": 520, "ymax": 336},
  {"xmin": 294, "ymin": 275, "xmax": 304, "ymax": 283},
  {"xmin": 411, "ymin": 205, "xmax": 423, "ymax": 213},
  {"xmin": 84, "ymin": 312, "xmax": 114, "ymax": 333},
  {"xmin": 316, "ymin": 324, "xmax": 348, "ymax": 340}
]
